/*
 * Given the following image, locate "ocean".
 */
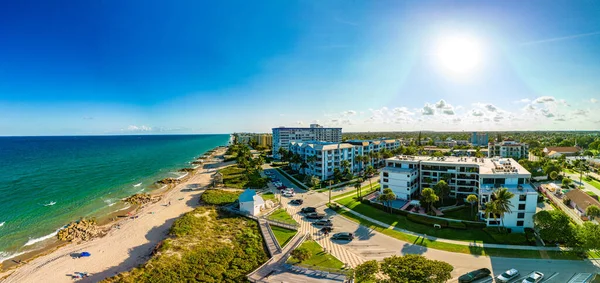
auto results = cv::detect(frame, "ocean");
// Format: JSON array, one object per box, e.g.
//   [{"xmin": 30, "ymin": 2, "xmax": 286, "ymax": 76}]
[{"xmin": 0, "ymin": 134, "xmax": 230, "ymax": 263}]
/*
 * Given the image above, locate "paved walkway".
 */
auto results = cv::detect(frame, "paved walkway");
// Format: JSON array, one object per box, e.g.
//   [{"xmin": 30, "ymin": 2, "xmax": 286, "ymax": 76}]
[
  {"xmin": 334, "ymin": 203, "xmax": 569, "ymax": 251},
  {"xmin": 258, "ymin": 219, "xmax": 281, "ymax": 256},
  {"xmin": 247, "ymin": 233, "xmax": 306, "ymax": 282}
]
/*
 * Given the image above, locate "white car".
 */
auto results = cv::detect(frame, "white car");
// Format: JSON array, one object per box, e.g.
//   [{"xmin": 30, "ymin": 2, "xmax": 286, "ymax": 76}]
[
  {"xmin": 282, "ymin": 191, "xmax": 295, "ymax": 197},
  {"xmin": 496, "ymin": 268, "xmax": 519, "ymax": 283},
  {"xmin": 522, "ymin": 271, "xmax": 544, "ymax": 283}
]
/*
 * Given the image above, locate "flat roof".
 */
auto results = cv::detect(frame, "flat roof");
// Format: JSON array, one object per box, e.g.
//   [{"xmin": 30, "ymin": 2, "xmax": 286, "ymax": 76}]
[
  {"xmin": 480, "ymin": 183, "xmax": 536, "ymax": 194},
  {"xmin": 386, "ymin": 155, "xmax": 531, "ymax": 175},
  {"xmin": 382, "ymin": 167, "xmax": 417, "ymax": 173}
]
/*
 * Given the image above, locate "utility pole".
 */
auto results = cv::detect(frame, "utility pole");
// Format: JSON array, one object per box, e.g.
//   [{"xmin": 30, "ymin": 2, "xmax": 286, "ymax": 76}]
[{"xmin": 328, "ymin": 180, "xmax": 333, "ymax": 204}]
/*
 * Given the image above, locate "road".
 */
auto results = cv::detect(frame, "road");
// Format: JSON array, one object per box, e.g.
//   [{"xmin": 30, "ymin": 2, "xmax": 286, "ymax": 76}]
[
  {"xmin": 565, "ymin": 172, "xmax": 600, "ymax": 197},
  {"xmin": 265, "ymin": 166, "xmax": 600, "ymax": 282}
]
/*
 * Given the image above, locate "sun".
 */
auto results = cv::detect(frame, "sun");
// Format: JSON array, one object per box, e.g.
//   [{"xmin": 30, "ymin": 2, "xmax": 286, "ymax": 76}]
[{"xmin": 435, "ymin": 35, "xmax": 482, "ymax": 75}]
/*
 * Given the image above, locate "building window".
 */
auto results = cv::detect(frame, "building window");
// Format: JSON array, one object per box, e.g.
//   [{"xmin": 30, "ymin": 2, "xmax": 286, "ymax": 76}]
[
  {"xmin": 519, "ymin": 195, "xmax": 526, "ymax": 201},
  {"xmin": 383, "ymin": 172, "xmax": 389, "ymax": 177},
  {"xmin": 517, "ymin": 221, "xmax": 524, "ymax": 227},
  {"xmin": 518, "ymin": 204, "xmax": 526, "ymax": 210},
  {"xmin": 517, "ymin": 213, "xmax": 525, "ymax": 219},
  {"xmin": 383, "ymin": 178, "xmax": 388, "ymax": 183},
  {"xmin": 383, "ymin": 185, "xmax": 389, "ymax": 189}
]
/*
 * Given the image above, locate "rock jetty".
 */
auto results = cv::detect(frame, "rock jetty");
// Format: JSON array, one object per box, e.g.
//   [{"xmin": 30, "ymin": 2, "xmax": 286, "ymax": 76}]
[
  {"xmin": 123, "ymin": 193, "xmax": 159, "ymax": 205},
  {"xmin": 156, "ymin": 178, "xmax": 180, "ymax": 185},
  {"xmin": 57, "ymin": 218, "xmax": 104, "ymax": 242}
]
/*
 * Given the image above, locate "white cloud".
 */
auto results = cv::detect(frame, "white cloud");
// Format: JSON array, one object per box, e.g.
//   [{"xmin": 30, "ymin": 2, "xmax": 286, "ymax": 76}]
[
  {"xmin": 572, "ymin": 109, "xmax": 588, "ymax": 116},
  {"xmin": 343, "ymin": 110, "xmax": 357, "ymax": 116},
  {"xmin": 534, "ymin": 96, "xmax": 556, "ymax": 103},
  {"xmin": 471, "ymin": 110, "xmax": 484, "ymax": 117},
  {"xmin": 393, "ymin": 107, "xmax": 413, "ymax": 115},
  {"xmin": 541, "ymin": 109, "xmax": 554, "ymax": 118},
  {"xmin": 435, "ymin": 99, "xmax": 447, "ymax": 109},
  {"xmin": 485, "ymin": 104, "xmax": 498, "ymax": 112},
  {"xmin": 442, "ymin": 107, "xmax": 455, "ymax": 115},
  {"xmin": 126, "ymin": 125, "xmax": 152, "ymax": 132},
  {"xmin": 591, "ymin": 98, "xmax": 598, "ymax": 104},
  {"xmin": 421, "ymin": 104, "xmax": 435, "ymax": 115},
  {"xmin": 514, "ymin": 98, "xmax": 531, "ymax": 104}
]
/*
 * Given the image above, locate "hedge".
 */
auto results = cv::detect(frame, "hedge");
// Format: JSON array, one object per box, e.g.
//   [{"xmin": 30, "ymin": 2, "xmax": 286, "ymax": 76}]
[
  {"xmin": 448, "ymin": 221, "xmax": 467, "ymax": 230},
  {"xmin": 407, "ymin": 213, "xmax": 449, "ymax": 228}
]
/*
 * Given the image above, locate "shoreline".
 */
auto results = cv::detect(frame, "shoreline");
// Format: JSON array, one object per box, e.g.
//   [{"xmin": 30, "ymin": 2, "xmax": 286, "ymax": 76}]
[{"xmin": 0, "ymin": 145, "xmax": 228, "ymax": 275}]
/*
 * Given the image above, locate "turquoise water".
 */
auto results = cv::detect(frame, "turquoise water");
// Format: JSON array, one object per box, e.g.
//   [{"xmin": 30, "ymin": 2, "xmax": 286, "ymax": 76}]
[{"xmin": 0, "ymin": 134, "xmax": 230, "ymax": 262}]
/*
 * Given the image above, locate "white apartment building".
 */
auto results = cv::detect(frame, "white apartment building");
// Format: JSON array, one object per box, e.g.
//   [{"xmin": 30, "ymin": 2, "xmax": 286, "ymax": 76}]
[
  {"xmin": 488, "ymin": 139, "xmax": 529, "ymax": 159},
  {"xmin": 272, "ymin": 124, "xmax": 342, "ymax": 159},
  {"xmin": 288, "ymin": 141, "xmax": 354, "ymax": 180},
  {"xmin": 380, "ymin": 156, "xmax": 537, "ymax": 231}
]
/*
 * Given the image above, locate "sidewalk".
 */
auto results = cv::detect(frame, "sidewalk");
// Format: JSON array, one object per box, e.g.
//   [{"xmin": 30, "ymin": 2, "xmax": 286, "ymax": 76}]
[{"xmin": 334, "ymin": 203, "xmax": 569, "ymax": 251}]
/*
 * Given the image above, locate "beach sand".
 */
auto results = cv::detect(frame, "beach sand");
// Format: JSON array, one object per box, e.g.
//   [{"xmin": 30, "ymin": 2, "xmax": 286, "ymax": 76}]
[{"xmin": 0, "ymin": 148, "xmax": 233, "ymax": 283}]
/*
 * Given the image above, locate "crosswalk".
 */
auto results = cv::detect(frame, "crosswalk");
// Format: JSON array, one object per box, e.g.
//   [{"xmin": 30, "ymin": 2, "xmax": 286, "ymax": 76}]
[{"xmin": 285, "ymin": 205, "xmax": 367, "ymax": 268}]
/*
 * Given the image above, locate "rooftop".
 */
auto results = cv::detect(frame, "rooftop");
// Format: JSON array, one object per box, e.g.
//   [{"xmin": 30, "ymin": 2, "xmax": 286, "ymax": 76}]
[
  {"xmin": 386, "ymin": 155, "xmax": 531, "ymax": 175},
  {"xmin": 289, "ymin": 140, "xmax": 353, "ymax": 150},
  {"xmin": 480, "ymin": 183, "xmax": 536, "ymax": 194},
  {"xmin": 565, "ymin": 189, "xmax": 600, "ymax": 211}
]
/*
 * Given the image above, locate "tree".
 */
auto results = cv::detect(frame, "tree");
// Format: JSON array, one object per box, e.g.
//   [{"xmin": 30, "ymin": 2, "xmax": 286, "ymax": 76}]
[
  {"xmin": 491, "ymin": 188, "xmax": 515, "ymax": 230},
  {"xmin": 306, "ymin": 155, "xmax": 317, "ymax": 174},
  {"xmin": 533, "ymin": 210, "xmax": 577, "ymax": 244},
  {"xmin": 379, "ymin": 254, "xmax": 453, "ymax": 283},
  {"xmin": 466, "ymin": 194, "xmax": 478, "ymax": 221},
  {"xmin": 308, "ymin": 175, "xmax": 320, "ymax": 189},
  {"xmin": 354, "ymin": 180, "xmax": 362, "ymax": 199},
  {"xmin": 421, "ymin": 188, "xmax": 439, "ymax": 213},
  {"xmin": 290, "ymin": 247, "xmax": 311, "ymax": 262},
  {"xmin": 562, "ymin": 177, "xmax": 573, "ymax": 188},
  {"xmin": 586, "ymin": 205, "xmax": 600, "ymax": 220},
  {"xmin": 483, "ymin": 201, "xmax": 499, "ymax": 228},
  {"xmin": 576, "ymin": 222, "xmax": 600, "ymax": 251},
  {"xmin": 549, "ymin": 171, "xmax": 558, "ymax": 180},
  {"xmin": 354, "ymin": 260, "xmax": 379, "ymax": 282},
  {"xmin": 364, "ymin": 165, "xmax": 377, "ymax": 197},
  {"xmin": 433, "ymin": 180, "xmax": 450, "ymax": 205},
  {"xmin": 277, "ymin": 147, "xmax": 289, "ymax": 161},
  {"xmin": 378, "ymin": 188, "xmax": 396, "ymax": 213}
]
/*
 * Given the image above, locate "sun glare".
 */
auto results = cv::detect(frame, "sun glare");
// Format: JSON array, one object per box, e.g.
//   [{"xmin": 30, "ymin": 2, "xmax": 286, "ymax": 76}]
[{"xmin": 435, "ymin": 35, "xmax": 482, "ymax": 75}]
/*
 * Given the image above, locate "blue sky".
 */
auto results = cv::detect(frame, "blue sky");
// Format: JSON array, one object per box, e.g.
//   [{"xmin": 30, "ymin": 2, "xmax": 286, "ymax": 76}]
[{"xmin": 0, "ymin": 0, "xmax": 599, "ymax": 135}]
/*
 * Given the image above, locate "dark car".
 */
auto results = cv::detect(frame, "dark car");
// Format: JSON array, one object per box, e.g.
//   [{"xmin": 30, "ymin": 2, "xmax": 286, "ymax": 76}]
[
  {"xmin": 458, "ymin": 268, "xmax": 491, "ymax": 283},
  {"xmin": 331, "ymin": 232, "xmax": 354, "ymax": 241},
  {"xmin": 301, "ymin": 207, "xmax": 316, "ymax": 213},
  {"xmin": 313, "ymin": 219, "xmax": 333, "ymax": 226},
  {"xmin": 289, "ymin": 199, "xmax": 303, "ymax": 205},
  {"xmin": 306, "ymin": 212, "xmax": 326, "ymax": 219},
  {"xmin": 321, "ymin": 227, "xmax": 333, "ymax": 233}
]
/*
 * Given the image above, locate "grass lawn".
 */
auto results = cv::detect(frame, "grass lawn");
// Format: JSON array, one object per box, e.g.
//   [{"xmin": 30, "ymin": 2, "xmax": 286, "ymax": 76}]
[
  {"xmin": 336, "ymin": 195, "xmax": 503, "ymax": 244},
  {"xmin": 332, "ymin": 183, "xmax": 380, "ymax": 200},
  {"xmin": 585, "ymin": 177, "xmax": 600, "ymax": 190},
  {"xmin": 267, "ymin": 209, "xmax": 298, "ymax": 225},
  {"xmin": 443, "ymin": 206, "xmax": 478, "ymax": 221},
  {"xmin": 219, "ymin": 165, "xmax": 248, "ymax": 189},
  {"xmin": 201, "ymin": 190, "xmax": 241, "ymax": 205},
  {"xmin": 271, "ymin": 226, "xmax": 297, "ymax": 247},
  {"xmin": 261, "ymin": 192, "xmax": 277, "ymax": 201},
  {"xmin": 287, "ymin": 240, "xmax": 345, "ymax": 270},
  {"xmin": 334, "ymin": 207, "xmax": 582, "ymax": 260}
]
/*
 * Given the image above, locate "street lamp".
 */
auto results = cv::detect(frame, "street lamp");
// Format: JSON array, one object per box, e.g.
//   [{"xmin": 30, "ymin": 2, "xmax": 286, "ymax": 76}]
[{"xmin": 328, "ymin": 180, "xmax": 333, "ymax": 204}]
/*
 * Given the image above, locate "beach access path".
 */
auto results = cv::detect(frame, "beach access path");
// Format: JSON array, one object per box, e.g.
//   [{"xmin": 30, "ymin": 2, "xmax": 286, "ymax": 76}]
[{"xmin": 1, "ymin": 148, "xmax": 228, "ymax": 283}]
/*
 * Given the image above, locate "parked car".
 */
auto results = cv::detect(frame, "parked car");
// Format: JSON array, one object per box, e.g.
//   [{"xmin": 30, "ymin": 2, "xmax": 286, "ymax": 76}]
[
  {"xmin": 282, "ymin": 191, "xmax": 295, "ymax": 197},
  {"xmin": 289, "ymin": 199, "xmax": 303, "ymax": 205},
  {"xmin": 313, "ymin": 219, "xmax": 333, "ymax": 226},
  {"xmin": 306, "ymin": 212, "xmax": 326, "ymax": 219},
  {"xmin": 458, "ymin": 268, "xmax": 491, "ymax": 283},
  {"xmin": 320, "ymin": 227, "xmax": 333, "ymax": 233},
  {"xmin": 301, "ymin": 207, "xmax": 316, "ymax": 213},
  {"xmin": 496, "ymin": 268, "xmax": 519, "ymax": 283},
  {"xmin": 522, "ymin": 271, "xmax": 544, "ymax": 283},
  {"xmin": 331, "ymin": 232, "xmax": 354, "ymax": 241},
  {"xmin": 283, "ymin": 188, "xmax": 294, "ymax": 193}
]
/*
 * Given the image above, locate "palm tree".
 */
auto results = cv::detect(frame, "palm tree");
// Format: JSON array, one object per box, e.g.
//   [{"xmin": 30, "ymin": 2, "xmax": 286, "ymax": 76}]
[
  {"xmin": 420, "ymin": 188, "xmax": 439, "ymax": 214},
  {"xmin": 364, "ymin": 165, "xmax": 377, "ymax": 195},
  {"xmin": 549, "ymin": 171, "xmax": 558, "ymax": 180},
  {"xmin": 483, "ymin": 201, "xmax": 499, "ymax": 228},
  {"xmin": 354, "ymin": 180, "xmax": 362, "ymax": 199},
  {"xmin": 306, "ymin": 155, "xmax": 317, "ymax": 175},
  {"xmin": 466, "ymin": 194, "xmax": 478, "ymax": 221},
  {"xmin": 433, "ymin": 180, "xmax": 450, "ymax": 205},
  {"xmin": 378, "ymin": 188, "xmax": 396, "ymax": 213},
  {"xmin": 291, "ymin": 154, "xmax": 302, "ymax": 172},
  {"xmin": 278, "ymin": 147, "xmax": 289, "ymax": 161},
  {"xmin": 492, "ymin": 188, "xmax": 515, "ymax": 231}
]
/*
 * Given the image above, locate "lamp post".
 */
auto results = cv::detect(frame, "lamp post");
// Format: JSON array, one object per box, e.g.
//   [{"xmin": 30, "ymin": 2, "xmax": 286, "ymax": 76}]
[{"xmin": 328, "ymin": 180, "xmax": 333, "ymax": 204}]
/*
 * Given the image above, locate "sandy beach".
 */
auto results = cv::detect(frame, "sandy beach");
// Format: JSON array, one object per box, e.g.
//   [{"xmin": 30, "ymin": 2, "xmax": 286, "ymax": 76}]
[{"xmin": 0, "ymin": 148, "xmax": 232, "ymax": 283}]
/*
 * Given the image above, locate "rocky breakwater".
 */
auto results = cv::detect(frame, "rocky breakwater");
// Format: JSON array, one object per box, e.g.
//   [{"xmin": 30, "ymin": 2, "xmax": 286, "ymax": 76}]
[
  {"xmin": 57, "ymin": 218, "xmax": 105, "ymax": 242},
  {"xmin": 178, "ymin": 168, "xmax": 195, "ymax": 173},
  {"xmin": 123, "ymin": 193, "xmax": 160, "ymax": 205},
  {"xmin": 156, "ymin": 177, "xmax": 180, "ymax": 186}
]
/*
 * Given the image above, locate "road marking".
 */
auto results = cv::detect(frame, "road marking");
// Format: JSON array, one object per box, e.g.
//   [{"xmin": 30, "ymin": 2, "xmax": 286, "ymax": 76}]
[{"xmin": 543, "ymin": 272, "xmax": 559, "ymax": 282}]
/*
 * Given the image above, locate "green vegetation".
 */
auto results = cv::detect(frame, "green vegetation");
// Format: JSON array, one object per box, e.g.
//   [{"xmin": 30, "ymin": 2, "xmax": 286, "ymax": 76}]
[
  {"xmin": 200, "ymin": 189, "xmax": 241, "ymax": 205},
  {"xmin": 267, "ymin": 209, "xmax": 298, "ymax": 225},
  {"xmin": 332, "ymin": 183, "xmax": 380, "ymax": 200},
  {"xmin": 261, "ymin": 192, "xmax": 277, "ymax": 201},
  {"xmin": 287, "ymin": 240, "xmax": 344, "ymax": 270},
  {"xmin": 220, "ymin": 144, "xmax": 268, "ymax": 189},
  {"xmin": 270, "ymin": 226, "xmax": 297, "ymax": 247},
  {"xmin": 104, "ymin": 207, "xmax": 268, "ymax": 282},
  {"xmin": 333, "ymin": 205, "xmax": 582, "ymax": 260},
  {"xmin": 586, "ymin": 191, "xmax": 599, "ymax": 199},
  {"xmin": 443, "ymin": 206, "xmax": 473, "ymax": 221},
  {"xmin": 275, "ymin": 168, "xmax": 308, "ymax": 189},
  {"xmin": 336, "ymin": 195, "xmax": 525, "ymax": 245}
]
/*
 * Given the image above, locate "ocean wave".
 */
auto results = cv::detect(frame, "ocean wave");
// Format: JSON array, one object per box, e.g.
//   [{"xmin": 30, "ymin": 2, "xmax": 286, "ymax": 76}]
[
  {"xmin": 116, "ymin": 205, "xmax": 131, "ymax": 212},
  {"xmin": 104, "ymin": 199, "xmax": 116, "ymax": 207},
  {"xmin": 0, "ymin": 250, "xmax": 27, "ymax": 264},
  {"xmin": 0, "ymin": 221, "xmax": 4, "ymax": 227},
  {"xmin": 24, "ymin": 229, "xmax": 60, "ymax": 247},
  {"xmin": 133, "ymin": 182, "xmax": 142, "ymax": 187},
  {"xmin": 43, "ymin": 201, "xmax": 56, "ymax": 206}
]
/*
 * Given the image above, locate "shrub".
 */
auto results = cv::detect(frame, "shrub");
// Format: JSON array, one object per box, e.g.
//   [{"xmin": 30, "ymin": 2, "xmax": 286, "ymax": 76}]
[
  {"xmin": 448, "ymin": 221, "xmax": 467, "ymax": 230},
  {"xmin": 483, "ymin": 228, "xmax": 528, "ymax": 245},
  {"xmin": 407, "ymin": 213, "xmax": 449, "ymax": 227},
  {"xmin": 463, "ymin": 221, "xmax": 487, "ymax": 229},
  {"xmin": 201, "ymin": 190, "xmax": 241, "ymax": 205},
  {"xmin": 290, "ymin": 247, "xmax": 312, "ymax": 262}
]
